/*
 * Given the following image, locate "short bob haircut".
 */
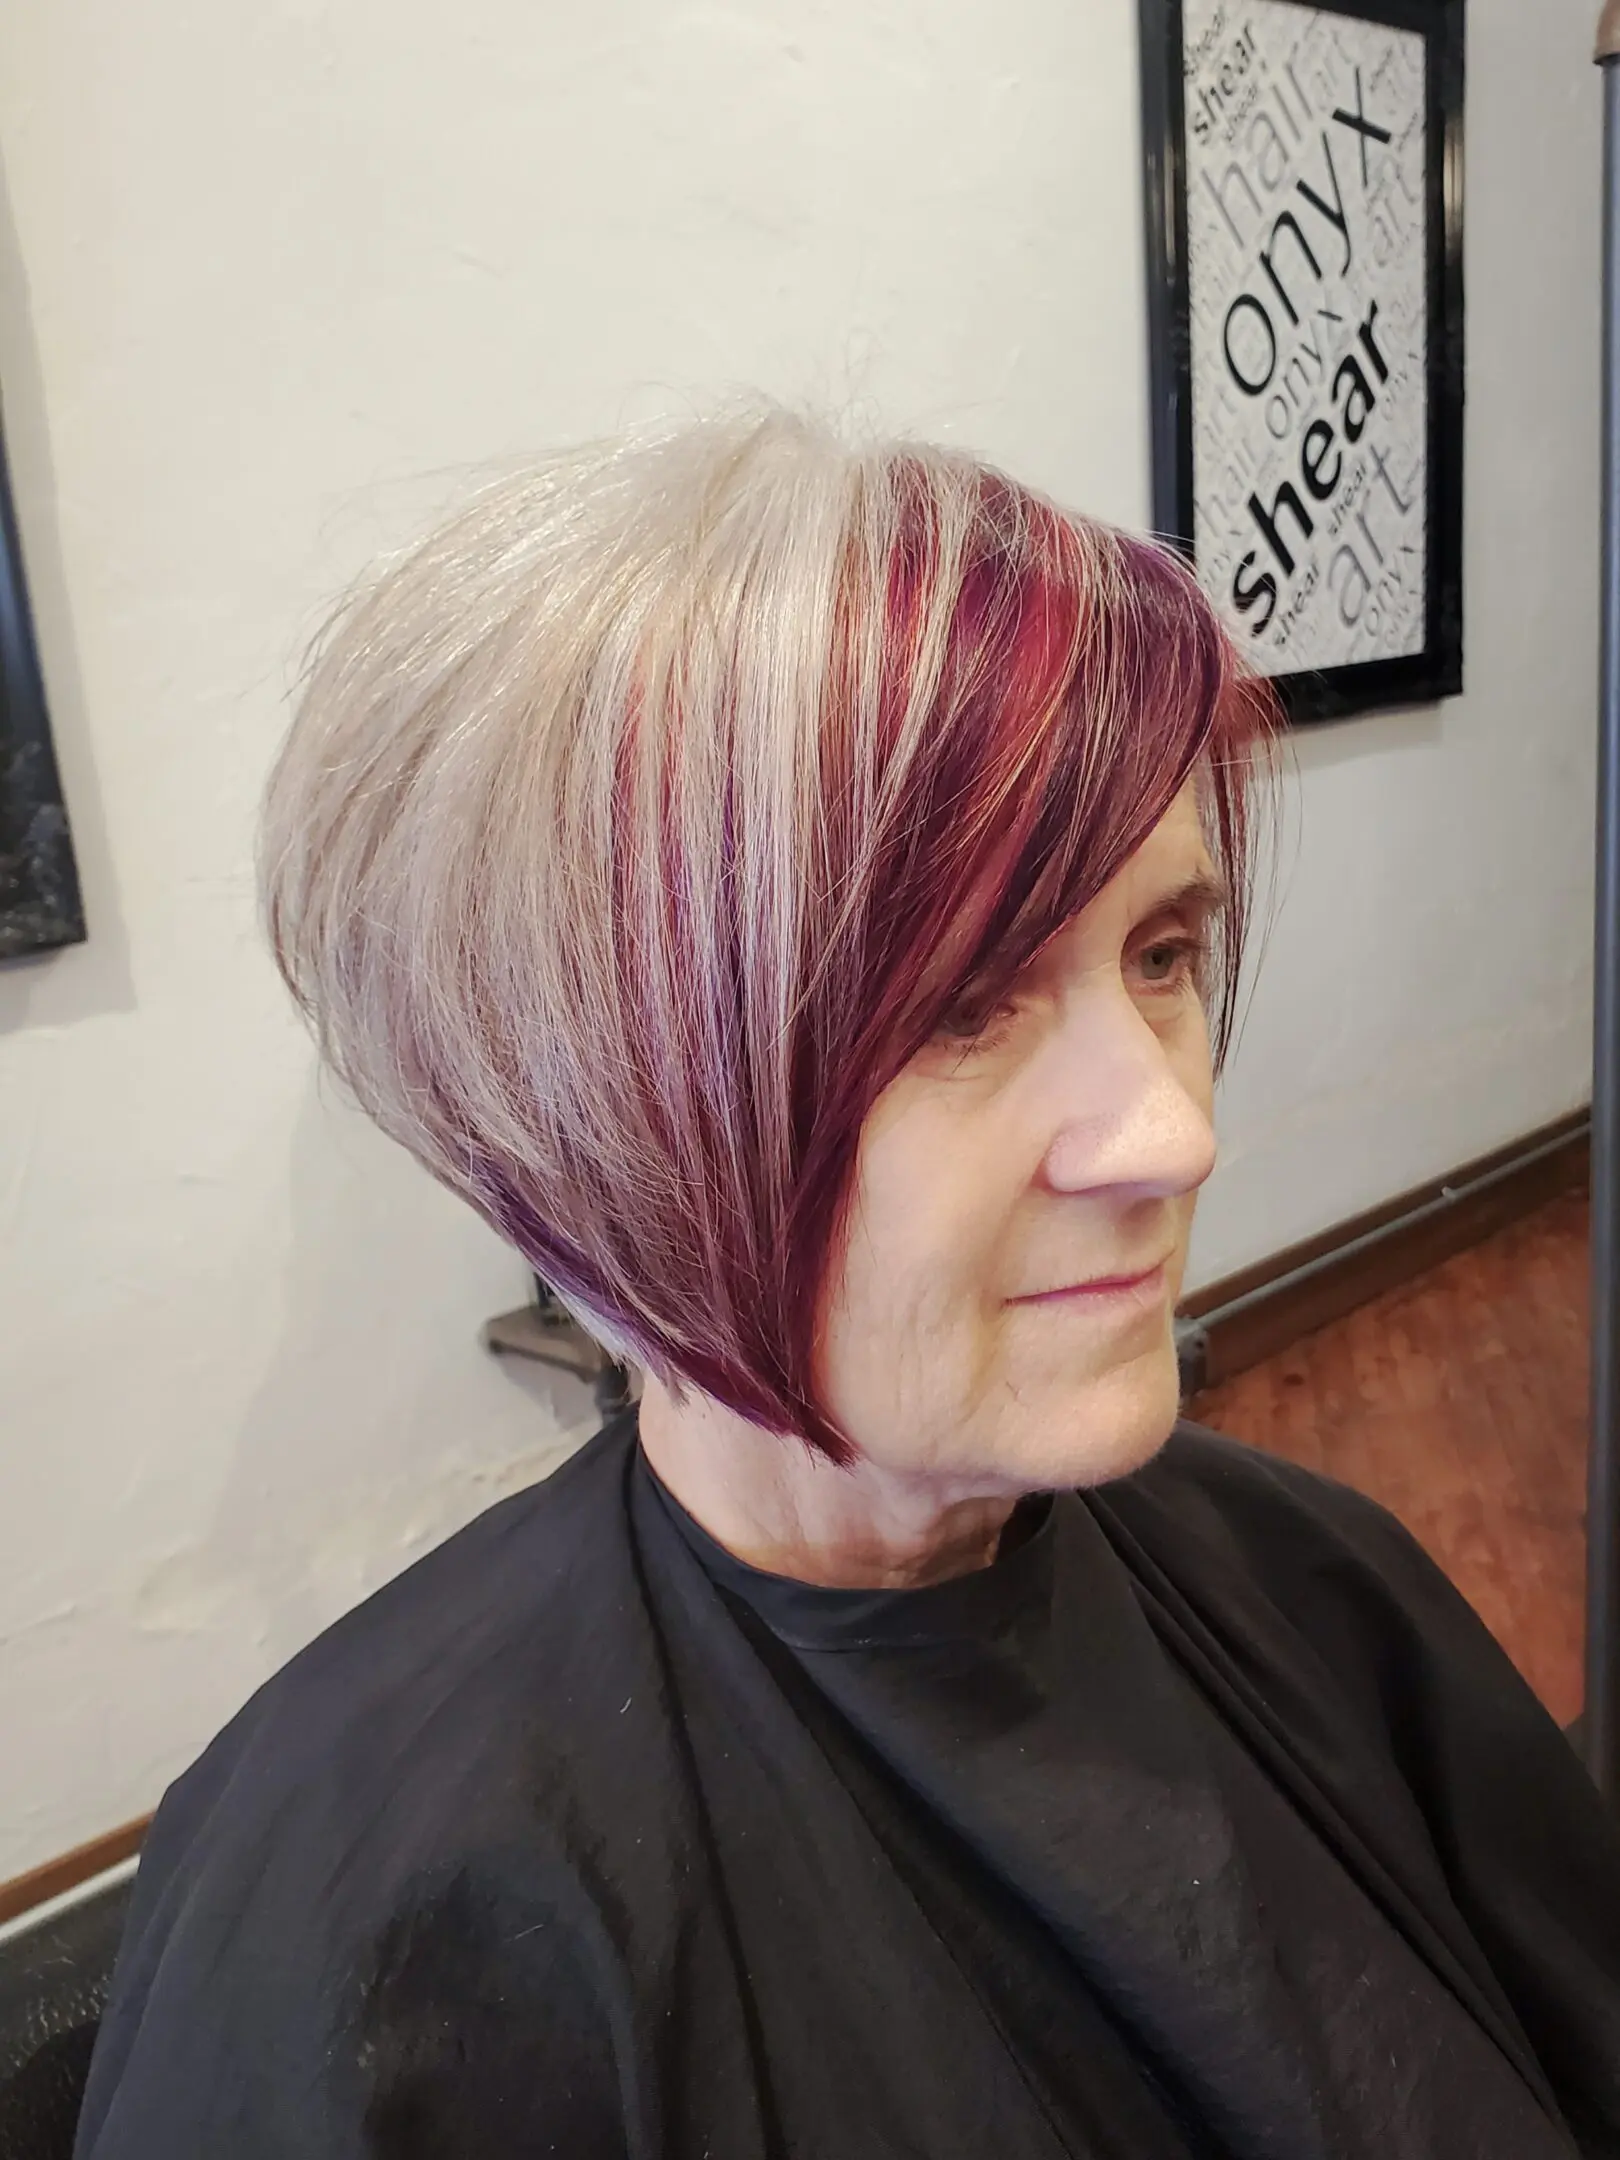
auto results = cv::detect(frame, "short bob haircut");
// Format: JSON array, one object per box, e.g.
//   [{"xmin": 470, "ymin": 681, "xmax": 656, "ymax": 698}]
[{"xmin": 263, "ymin": 408, "xmax": 1277, "ymax": 1461}]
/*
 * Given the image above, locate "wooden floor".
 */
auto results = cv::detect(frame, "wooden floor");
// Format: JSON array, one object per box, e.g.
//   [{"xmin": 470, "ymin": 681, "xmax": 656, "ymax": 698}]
[{"xmin": 1187, "ymin": 1188, "xmax": 1590, "ymax": 1728}]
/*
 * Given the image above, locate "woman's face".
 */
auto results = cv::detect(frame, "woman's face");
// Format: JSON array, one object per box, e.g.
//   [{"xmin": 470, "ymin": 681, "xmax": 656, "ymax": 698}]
[{"xmin": 818, "ymin": 784, "xmax": 1224, "ymax": 1496}]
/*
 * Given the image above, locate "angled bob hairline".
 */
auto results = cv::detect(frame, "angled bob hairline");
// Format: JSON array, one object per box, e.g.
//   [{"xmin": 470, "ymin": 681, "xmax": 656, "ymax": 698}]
[{"xmin": 262, "ymin": 406, "xmax": 1278, "ymax": 1462}]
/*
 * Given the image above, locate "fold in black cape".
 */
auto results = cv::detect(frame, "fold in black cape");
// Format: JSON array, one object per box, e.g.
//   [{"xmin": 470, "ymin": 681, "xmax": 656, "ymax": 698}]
[{"xmin": 76, "ymin": 1415, "xmax": 1620, "ymax": 2157}]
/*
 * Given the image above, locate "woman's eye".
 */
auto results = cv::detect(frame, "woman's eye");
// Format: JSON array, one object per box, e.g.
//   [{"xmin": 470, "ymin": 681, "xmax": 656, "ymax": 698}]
[
  {"xmin": 933, "ymin": 994, "xmax": 1019, "ymax": 1051},
  {"xmin": 1136, "ymin": 935, "xmax": 1207, "ymax": 992},
  {"xmin": 931, "ymin": 936, "xmax": 1208, "ymax": 1057}
]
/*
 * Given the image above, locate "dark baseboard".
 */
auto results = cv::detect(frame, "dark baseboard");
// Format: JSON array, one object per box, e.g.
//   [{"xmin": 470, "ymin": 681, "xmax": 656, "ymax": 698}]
[{"xmin": 1177, "ymin": 1109, "xmax": 1590, "ymax": 1397}]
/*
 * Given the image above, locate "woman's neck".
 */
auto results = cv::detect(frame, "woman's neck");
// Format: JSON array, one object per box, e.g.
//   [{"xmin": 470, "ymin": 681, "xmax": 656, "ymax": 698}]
[{"xmin": 635, "ymin": 1379, "xmax": 1019, "ymax": 1589}]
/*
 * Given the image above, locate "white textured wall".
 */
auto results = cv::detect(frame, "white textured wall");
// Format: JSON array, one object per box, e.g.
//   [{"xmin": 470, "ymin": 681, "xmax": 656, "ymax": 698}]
[
  {"xmin": 1192, "ymin": 0, "xmax": 1603, "ymax": 1278},
  {"xmin": 0, "ymin": 0, "xmax": 1603, "ymax": 1877}
]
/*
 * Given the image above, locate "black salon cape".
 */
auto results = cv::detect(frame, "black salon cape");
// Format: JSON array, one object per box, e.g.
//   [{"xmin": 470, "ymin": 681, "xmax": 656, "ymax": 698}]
[{"xmin": 76, "ymin": 1413, "xmax": 1620, "ymax": 2159}]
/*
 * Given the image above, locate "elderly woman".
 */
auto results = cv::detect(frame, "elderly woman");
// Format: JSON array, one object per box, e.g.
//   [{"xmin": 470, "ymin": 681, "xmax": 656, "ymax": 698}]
[{"xmin": 80, "ymin": 412, "xmax": 1620, "ymax": 2158}]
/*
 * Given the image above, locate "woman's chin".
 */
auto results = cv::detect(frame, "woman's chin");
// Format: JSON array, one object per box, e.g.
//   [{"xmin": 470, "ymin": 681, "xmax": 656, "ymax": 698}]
[{"xmin": 983, "ymin": 1340, "xmax": 1185, "ymax": 1493}]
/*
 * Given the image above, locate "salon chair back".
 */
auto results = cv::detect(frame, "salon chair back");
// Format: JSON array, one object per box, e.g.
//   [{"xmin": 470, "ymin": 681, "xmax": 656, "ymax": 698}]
[{"xmin": 0, "ymin": 1882, "xmax": 130, "ymax": 2160}]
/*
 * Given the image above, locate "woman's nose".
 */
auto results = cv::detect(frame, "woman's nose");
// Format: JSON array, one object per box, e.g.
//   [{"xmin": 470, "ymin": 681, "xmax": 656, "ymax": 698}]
[{"xmin": 1036, "ymin": 1005, "xmax": 1217, "ymax": 1203}]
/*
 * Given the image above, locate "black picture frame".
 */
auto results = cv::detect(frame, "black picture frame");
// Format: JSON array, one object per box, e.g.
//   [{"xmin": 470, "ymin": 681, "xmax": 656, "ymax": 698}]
[
  {"xmin": 0, "ymin": 398, "xmax": 83, "ymax": 957},
  {"xmin": 1139, "ymin": 0, "xmax": 1465, "ymax": 724}
]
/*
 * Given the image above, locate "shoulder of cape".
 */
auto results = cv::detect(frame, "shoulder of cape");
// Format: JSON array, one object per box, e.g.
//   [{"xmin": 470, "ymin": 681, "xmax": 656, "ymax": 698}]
[
  {"xmin": 1095, "ymin": 1416, "xmax": 1440, "ymax": 1622},
  {"xmin": 145, "ymin": 1410, "xmax": 653, "ymax": 1871},
  {"xmin": 268, "ymin": 1406, "xmax": 642, "ymax": 1711},
  {"xmin": 1119, "ymin": 1416, "xmax": 1408, "ymax": 1537},
  {"xmin": 80, "ymin": 1412, "xmax": 697, "ymax": 2148}
]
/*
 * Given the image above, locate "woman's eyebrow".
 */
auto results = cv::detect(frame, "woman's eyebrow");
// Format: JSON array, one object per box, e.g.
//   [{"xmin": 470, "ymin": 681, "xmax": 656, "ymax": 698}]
[{"xmin": 1143, "ymin": 868, "xmax": 1233, "ymax": 922}]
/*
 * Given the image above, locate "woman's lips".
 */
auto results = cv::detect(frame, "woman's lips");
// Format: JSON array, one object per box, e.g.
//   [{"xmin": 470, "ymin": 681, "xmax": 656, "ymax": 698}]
[{"xmin": 1012, "ymin": 1261, "xmax": 1171, "ymax": 1308}]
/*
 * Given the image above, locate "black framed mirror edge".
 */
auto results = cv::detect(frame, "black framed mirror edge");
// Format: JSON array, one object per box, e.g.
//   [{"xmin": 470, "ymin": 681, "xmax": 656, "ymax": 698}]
[
  {"xmin": 1138, "ymin": 0, "xmax": 1467, "ymax": 727},
  {"xmin": 0, "ymin": 400, "xmax": 85, "ymax": 960}
]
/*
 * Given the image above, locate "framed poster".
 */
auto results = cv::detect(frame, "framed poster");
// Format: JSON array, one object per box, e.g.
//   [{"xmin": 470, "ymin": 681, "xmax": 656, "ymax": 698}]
[
  {"xmin": 0, "ymin": 400, "xmax": 83, "ymax": 957},
  {"xmin": 1139, "ymin": 0, "xmax": 1465, "ymax": 723}
]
